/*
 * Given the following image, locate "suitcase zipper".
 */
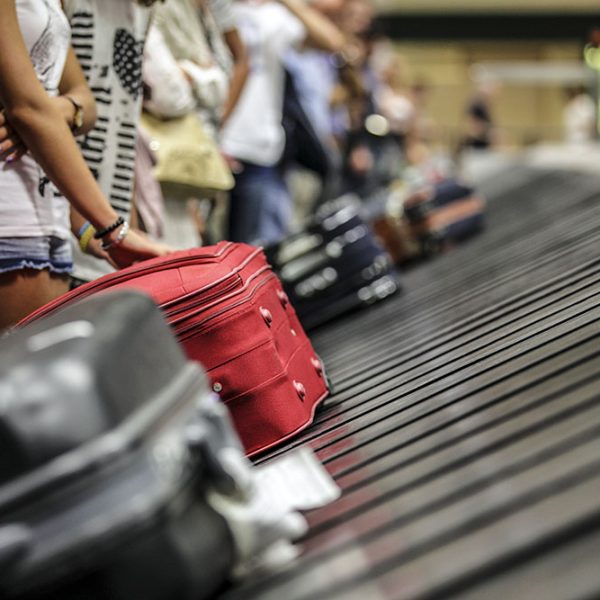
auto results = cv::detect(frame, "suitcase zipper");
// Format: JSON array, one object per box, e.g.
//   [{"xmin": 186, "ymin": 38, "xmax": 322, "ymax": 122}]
[
  {"xmin": 164, "ymin": 264, "xmax": 271, "ymax": 324},
  {"xmin": 160, "ymin": 247, "xmax": 266, "ymax": 313},
  {"xmin": 174, "ymin": 271, "xmax": 278, "ymax": 339}
]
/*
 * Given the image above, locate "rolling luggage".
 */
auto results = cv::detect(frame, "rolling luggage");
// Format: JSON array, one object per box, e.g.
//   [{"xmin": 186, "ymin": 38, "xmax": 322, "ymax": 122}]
[
  {"xmin": 362, "ymin": 186, "xmax": 421, "ymax": 267},
  {"xmin": 265, "ymin": 196, "xmax": 400, "ymax": 330},
  {"xmin": 370, "ymin": 213, "xmax": 420, "ymax": 266},
  {"xmin": 403, "ymin": 178, "xmax": 476, "ymax": 220},
  {"xmin": 18, "ymin": 242, "xmax": 330, "ymax": 457},
  {"xmin": 1, "ymin": 291, "xmax": 309, "ymax": 600},
  {"xmin": 403, "ymin": 178, "xmax": 486, "ymax": 255}
]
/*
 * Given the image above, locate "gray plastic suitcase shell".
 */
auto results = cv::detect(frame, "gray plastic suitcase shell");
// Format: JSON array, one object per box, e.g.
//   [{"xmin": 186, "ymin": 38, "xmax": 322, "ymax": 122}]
[{"xmin": 0, "ymin": 292, "xmax": 235, "ymax": 599}]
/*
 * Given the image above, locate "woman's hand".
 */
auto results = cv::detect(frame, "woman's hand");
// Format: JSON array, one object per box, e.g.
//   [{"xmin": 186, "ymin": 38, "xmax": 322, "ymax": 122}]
[
  {"xmin": 105, "ymin": 227, "xmax": 173, "ymax": 269},
  {"xmin": 0, "ymin": 93, "xmax": 84, "ymax": 162},
  {"xmin": 0, "ymin": 109, "xmax": 27, "ymax": 162},
  {"xmin": 84, "ymin": 236, "xmax": 117, "ymax": 268}
]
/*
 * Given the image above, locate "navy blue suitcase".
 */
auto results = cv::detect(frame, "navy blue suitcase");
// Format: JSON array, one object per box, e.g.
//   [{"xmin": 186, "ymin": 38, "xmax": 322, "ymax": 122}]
[
  {"xmin": 410, "ymin": 194, "xmax": 486, "ymax": 256},
  {"xmin": 403, "ymin": 178, "xmax": 475, "ymax": 221},
  {"xmin": 266, "ymin": 196, "xmax": 400, "ymax": 329}
]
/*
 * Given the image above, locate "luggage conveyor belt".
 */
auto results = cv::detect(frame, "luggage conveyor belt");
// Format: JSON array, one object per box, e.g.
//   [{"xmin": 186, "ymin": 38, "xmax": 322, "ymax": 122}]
[{"xmin": 223, "ymin": 166, "xmax": 600, "ymax": 600}]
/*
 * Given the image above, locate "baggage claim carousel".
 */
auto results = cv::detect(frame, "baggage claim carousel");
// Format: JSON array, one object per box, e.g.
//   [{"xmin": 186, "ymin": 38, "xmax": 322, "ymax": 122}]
[{"xmin": 224, "ymin": 162, "xmax": 600, "ymax": 600}]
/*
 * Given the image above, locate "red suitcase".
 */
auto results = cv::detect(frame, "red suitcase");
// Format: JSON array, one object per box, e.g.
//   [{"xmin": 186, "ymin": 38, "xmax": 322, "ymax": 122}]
[{"xmin": 19, "ymin": 242, "xmax": 330, "ymax": 457}]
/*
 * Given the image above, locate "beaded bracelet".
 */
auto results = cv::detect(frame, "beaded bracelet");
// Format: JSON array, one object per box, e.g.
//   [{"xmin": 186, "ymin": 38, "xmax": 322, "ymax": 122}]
[
  {"xmin": 93, "ymin": 216, "xmax": 124, "ymax": 240},
  {"xmin": 101, "ymin": 220, "xmax": 130, "ymax": 251},
  {"xmin": 78, "ymin": 222, "xmax": 96, "ymax": 253}
]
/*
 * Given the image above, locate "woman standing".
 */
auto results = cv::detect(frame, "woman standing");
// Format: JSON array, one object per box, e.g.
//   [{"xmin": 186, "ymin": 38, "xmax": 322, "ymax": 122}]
[
  {"xmin": 142, "ymin": 0, "xmax": 235, "ymax": 249},
  {"xmin": 0, "ymin": 0, "xmax": 170, "ymax": 330}
]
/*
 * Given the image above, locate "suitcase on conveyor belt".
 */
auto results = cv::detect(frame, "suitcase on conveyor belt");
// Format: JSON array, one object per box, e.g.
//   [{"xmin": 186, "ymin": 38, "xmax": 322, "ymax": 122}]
[
  {"xmin": 403, "ymin": 178, "xmax": 476, "ymax": 220},
  {"xmin": 362, "ymin": 186, "xmax": 421, "ymax": 266},
  {"xmin": 371, "ymin": 213, "xmax": 420, "ymax": 265},
  {"xmin": 18, "ymin": 242, "xmax": 330, "ymax": 457},
  {"xmin": 0, "ymin": 292, "xmax": 240, "ymax": 600},
  {"xmin": 404, "ymin": 178, "xmax": 486, "ymax": 254},
  {"xmin": 265, "ymin": 196, "xmax": 400, "ymax": 330}
]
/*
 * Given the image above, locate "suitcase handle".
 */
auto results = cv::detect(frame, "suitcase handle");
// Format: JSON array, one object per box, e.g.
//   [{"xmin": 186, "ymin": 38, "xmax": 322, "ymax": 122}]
[{"xmin": 0, "ymin": 524, "xmax": 32, "ymax": 577}]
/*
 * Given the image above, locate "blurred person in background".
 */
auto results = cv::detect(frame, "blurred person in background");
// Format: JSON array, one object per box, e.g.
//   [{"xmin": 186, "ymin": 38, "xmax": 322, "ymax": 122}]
[
  {"xmin": 459, "ymin": 80, "xmax": 500, "ymax": 152},
  {"xmin": 332, "ymin": 5, "xmax": 409, "ymax": 199},
  {"xmin": 329, "ymin": 0, "xmax": 374, "ymax": 148},
  {"xmin": 0, "ymin": 0, "xmax": 170, "ymax": 330},
  {"xmin": 195, "ymin": 0, "xmax": 250, "ymax": 244},
  {"xmin": 62, "ymin": 0, "xmax": 165, "ymax": 285},
  {"xmin": 562, "ymin": 85, "xmax": 596, "ymax": 145},
  {"xmin": 220, "ymin": 0, "xmax": 345, "ymax": 245},
  {"xmin": 373, "ymin": 51, "xmax": 415, "ymax": 138},
  {"xmin": 210, "ymin": 0, "xmax": 250, "ymax": 129},
  {"xmin": 374, "ymin": 54, "xmax": 439, "ymax": 171},
  {"xmin": 143, "ymin": 0, "xmax": 237, "ymax": 249},
  {"xmin": 282, "ymin": 0, "xmax": 346, "ymax": 223},
  {"xmin": 409, "ymin": 81, "xmax": 437, "ymax": 145}
]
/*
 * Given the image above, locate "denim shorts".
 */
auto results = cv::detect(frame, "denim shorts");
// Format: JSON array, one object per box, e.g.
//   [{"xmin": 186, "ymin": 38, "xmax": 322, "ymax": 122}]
[{"xmin": 0, "ymin": 236, "xmax": 73, "ymax": 275}]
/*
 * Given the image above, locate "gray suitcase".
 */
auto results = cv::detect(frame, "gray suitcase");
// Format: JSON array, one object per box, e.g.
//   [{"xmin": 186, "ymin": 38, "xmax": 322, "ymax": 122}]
[{"xmin": 0, "ymin": 291, "xmax": 242, "ymax": 599}]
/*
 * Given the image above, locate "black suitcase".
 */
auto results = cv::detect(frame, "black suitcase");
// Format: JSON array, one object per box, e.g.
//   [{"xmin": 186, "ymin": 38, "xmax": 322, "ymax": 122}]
[
  {"xmin": 265, "ymin": 196, "xmax": 400, "ymax": 329},
  {"xmin": 0, "ymin": 291, "xmax": 258, "ymax": 599}
]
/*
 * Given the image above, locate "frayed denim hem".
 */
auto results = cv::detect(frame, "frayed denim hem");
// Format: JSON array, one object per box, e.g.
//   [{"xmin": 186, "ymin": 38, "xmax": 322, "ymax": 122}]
[{"xmin": 0, "ymin": 259, "xmax": 73, "ymax": 275}]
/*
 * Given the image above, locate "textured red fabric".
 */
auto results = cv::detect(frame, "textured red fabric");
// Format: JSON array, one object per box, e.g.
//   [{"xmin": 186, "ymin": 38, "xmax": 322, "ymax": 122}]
[{"xmin": 19, "ymin": 242, "xmax": 330, "ymax": 456}]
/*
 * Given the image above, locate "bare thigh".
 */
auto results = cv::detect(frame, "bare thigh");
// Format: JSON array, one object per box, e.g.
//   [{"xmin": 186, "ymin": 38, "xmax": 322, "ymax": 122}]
[{"xmin": 0, "ymin": 268, "xmax": 69, "ymax": 331}]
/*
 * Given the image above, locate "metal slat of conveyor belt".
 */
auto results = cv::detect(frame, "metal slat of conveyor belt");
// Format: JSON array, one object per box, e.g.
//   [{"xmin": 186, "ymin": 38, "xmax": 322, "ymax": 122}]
[{"xmin": 223, "ymin": 167, "xmax": 600, "ymax": 600}]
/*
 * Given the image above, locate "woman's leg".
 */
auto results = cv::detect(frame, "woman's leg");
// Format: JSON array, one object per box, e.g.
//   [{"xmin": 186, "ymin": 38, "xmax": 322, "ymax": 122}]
[{"xmin": 0, "ymin": 268, "xmax": 69, "ymax": 330}]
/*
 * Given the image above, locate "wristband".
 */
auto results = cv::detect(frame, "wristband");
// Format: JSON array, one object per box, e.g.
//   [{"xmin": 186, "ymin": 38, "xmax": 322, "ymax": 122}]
[
  {"xmin": 79, "ymin": 223, "xmax": 96, "ymax": 253},
  {"xmin": 101, "ymin": 220, "xmax": 130, "ymax": 250},
  {"xmin": 94, "ymin": 216, "xmax": 124, "ymax": 240},
  {"xmin": 77, "ymin": 221, "xmax": 91, "ymax": 239}
]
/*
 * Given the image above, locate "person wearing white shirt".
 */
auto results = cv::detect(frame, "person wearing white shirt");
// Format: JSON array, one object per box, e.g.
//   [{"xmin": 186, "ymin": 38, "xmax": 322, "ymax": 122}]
[{"xmin": 220, "ymin": 0, "xmax": 344, "ymax": 245}]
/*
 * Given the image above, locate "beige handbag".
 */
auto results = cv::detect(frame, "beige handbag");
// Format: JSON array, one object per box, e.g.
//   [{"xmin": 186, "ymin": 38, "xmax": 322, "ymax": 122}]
[{"xmin": 139, "ymin": 111, "xmax": 234, "ymax": 194}]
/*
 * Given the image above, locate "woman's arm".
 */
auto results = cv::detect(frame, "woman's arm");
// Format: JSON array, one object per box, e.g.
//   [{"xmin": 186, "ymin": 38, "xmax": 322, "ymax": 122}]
[
  {"xmin": 0, "ymin": 47, "xmax": 97, "ymax": 162},
  {"xmin": 277, "ymin": 0, "xmax": 345, "ymax": 53},
  {"xmin": 0, "ymin": 0, "xmax": 170, "ymax": 266},
  {"xmin": 143, "ymin": 26, "xmax": 197, "ymax": 119},
  {"xmin": 55, "ymin": 46, "xmax": 97, "ymax": 135},
  {"xmin": 219, "ymin": 28, "xmax": 249, "ymax": 126},
  {"xmin": 0, "ymin": 1, "xmax": 115, "ymax": 228}
]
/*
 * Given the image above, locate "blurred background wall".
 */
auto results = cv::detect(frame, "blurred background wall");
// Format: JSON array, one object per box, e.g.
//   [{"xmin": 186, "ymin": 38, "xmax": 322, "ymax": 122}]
[{"xmin": 374, "ymin": 1, "xmax": 600, "ymax": 151}]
